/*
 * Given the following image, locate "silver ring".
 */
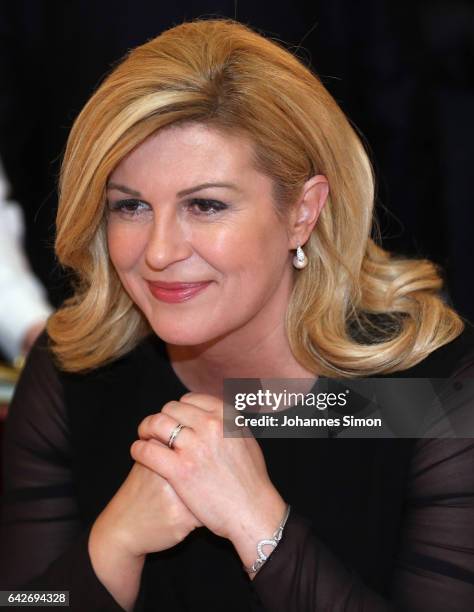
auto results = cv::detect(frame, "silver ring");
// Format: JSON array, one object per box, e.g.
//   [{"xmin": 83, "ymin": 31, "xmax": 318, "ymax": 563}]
[{"xmin": 168, "ymin": 423, "xmax": 185, "ymax": 449}]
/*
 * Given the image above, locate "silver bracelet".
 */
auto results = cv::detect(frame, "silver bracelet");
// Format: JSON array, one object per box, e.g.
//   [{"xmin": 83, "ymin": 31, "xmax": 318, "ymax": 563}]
[{"xmin": 243, "ymin": 504, "xmax": 291, "ymax": 574}]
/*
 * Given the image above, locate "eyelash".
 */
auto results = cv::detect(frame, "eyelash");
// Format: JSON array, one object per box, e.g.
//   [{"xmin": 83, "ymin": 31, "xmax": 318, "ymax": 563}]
[{"xmin": 108, "ymin": 198, "xmax": 228, "ymax": 217}]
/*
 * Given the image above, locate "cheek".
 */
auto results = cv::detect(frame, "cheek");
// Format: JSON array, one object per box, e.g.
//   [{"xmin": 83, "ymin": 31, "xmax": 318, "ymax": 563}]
[
  {"xmin": 107, "ymin": 223, "xmax": 145, "ymax": 271},
  {"xmin": 212, "ymin": 214, "xmax": 265, "ymax": 258},
  {"xmin": 211, "ymin": 224, "xmax": 289, "ymax": 296}
]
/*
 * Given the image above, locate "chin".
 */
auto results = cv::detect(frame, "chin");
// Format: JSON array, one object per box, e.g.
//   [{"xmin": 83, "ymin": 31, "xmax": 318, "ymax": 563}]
[{"xmin": 147, "ymin": 318, "xmax": 216, "ymax": 347}]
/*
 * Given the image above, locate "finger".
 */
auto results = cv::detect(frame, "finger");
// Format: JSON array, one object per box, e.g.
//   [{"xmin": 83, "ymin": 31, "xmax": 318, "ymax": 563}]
[
  {"xmin": 138, "ymin": 412, "xmax": 194, "ymax": 450},
  {"xmin": 130, "ymin": 439, "xmax": 176, "ymax": 479},
  {"xmin": 148, "ymin": 437, "xmax": 169, "ymax": 448},
  {"xmin": 161, "ymin": 401, "xmax": 207, "ymax": 429},
  {"xmin": 179, "ymin": 392, "xmax": 221, "ymax": 412}
]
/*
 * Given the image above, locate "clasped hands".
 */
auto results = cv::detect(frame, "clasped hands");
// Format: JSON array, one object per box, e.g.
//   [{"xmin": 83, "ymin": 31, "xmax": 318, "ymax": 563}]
[{"xmin": 129, "ymin": 392, "xmax": 287, "ymax": 568}]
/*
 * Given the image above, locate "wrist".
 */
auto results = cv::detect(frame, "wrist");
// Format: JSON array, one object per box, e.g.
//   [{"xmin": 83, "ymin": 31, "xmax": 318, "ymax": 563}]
[
  {"xmin": 229, "ymin": 490, "xmax": 288, "ymax": 572},
  {"xmin": 90, "ymin": 510, "xmax": 146, "ymax": 563},
  {"xmin": 88, "ymin": 518, "xmax": 145, "ymax": 612}
]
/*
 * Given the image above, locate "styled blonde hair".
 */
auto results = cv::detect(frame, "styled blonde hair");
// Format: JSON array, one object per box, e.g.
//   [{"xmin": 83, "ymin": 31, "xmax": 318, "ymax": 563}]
[{"xmin": 47, "ymin": 17, "xmax": 464, "ymax": 375}]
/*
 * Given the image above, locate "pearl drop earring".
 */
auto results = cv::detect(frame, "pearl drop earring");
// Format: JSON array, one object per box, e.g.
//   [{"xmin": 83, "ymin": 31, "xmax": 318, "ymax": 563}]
[{"xmin": 292, "ymin": 244, "xmax": 308, "ymax": 269}]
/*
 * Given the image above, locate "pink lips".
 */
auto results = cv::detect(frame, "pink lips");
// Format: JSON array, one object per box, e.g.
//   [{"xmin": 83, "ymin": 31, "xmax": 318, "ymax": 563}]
[{"xmin": 147, "ymin": 281, "xmax": 212, "ymax": 303}]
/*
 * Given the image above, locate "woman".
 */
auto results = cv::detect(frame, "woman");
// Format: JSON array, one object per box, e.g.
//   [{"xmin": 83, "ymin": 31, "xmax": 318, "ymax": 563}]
[{"xmin": 1, "ymin": 17, "xmax": 473, "ymax": 612}]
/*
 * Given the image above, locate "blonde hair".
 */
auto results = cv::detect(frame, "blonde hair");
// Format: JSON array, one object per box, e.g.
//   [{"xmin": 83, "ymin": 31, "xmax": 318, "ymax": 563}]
[{"xmin": 47, "ymin": 17, "xmax": 464, "ymax": 375}]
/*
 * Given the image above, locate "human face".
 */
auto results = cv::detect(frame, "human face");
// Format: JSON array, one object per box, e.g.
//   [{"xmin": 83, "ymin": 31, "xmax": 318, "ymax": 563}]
[{"xmin": 106, "ymin": 122, "xmax": 295, "ymax": 347}]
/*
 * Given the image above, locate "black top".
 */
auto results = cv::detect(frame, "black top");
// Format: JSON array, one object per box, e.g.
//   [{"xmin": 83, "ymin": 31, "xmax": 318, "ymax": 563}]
[{"xmin": 1, "ymin": 323, "xmax": 474, "ymax": 611}]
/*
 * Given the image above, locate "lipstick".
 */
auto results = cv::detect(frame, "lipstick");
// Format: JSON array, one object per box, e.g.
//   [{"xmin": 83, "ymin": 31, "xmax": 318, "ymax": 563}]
[{"xmin": 147, "ymin": 281, "xmax": 212, "ymax": 303}]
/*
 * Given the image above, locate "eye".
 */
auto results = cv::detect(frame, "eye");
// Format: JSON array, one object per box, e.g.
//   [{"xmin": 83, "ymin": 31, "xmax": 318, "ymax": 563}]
[
  {"xmin": 187, "ymin": 198, "xmax": 228, "ymax": 216},
  {"xmin": 107, "ymin": 199, "xmax": 151, "ymax": 217}
]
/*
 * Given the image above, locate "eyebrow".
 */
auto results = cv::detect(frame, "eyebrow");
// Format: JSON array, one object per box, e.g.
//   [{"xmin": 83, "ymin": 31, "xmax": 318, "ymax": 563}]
[
  {"xmin": 106, "ymin": 181, "xmax": 242, "ymax": 197},
  {"xmin": 106, "ymin": 182, "xmax": 142, "ymax": 196}
]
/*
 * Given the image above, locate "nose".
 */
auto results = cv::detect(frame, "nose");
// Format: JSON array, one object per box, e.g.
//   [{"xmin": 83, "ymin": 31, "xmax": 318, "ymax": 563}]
[{"xmin": 144, "ymin": 209, "xmax": 191, "ymax": 270}]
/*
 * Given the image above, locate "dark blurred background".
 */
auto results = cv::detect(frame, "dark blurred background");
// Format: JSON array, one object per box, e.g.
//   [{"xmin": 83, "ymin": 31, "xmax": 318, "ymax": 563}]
[{"xmin": 1, "ymin": 0, "xmax": 473, "ymax": 320}]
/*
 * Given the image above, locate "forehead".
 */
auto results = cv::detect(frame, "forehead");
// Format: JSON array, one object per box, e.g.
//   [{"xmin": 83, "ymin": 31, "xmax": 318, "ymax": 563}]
[{"xmin": 110, "ymin": 122, "xmax": 259, "ymax": 183}]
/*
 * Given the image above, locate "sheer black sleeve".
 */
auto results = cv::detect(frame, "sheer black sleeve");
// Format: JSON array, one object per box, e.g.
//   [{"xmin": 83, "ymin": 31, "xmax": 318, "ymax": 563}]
[
  {"xmin": 0, "ymin": 332, "xmax": 129, "ymax": 611},
  {"xmin": 253, "ymin": 405, "xmax": 474, "ymax": 611}
]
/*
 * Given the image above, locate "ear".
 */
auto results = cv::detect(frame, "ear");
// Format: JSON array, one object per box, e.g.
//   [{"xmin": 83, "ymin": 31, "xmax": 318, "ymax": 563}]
[{"xmin": 287, "ymin": 175, "xmax": 329, "ymax": 248}]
